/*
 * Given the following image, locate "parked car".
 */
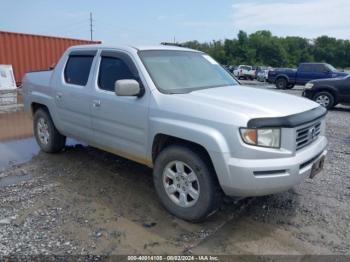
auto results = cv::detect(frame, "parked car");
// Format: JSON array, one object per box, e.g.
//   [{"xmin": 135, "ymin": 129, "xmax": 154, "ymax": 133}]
[
  {"xmin": 303, "ymin": 75, "xmax": 350, "ymax": 109},
  {"xmin": 233, "ymin": 65, "xmax": 255, "ymax": 80},
  {"xmin": 22, "ymin": 45, "xmax": 328, "ymax": 222},
  {"xmin": 228, "ymin": 65, "xmax": 237, "ymax": 73},
  {"xmin": 256, "ymin": 66, "xmax": 272, "ymax": 82},
  {"xmin": 268, "ymin": 63, "xmax": 348, "ymax": 89}
]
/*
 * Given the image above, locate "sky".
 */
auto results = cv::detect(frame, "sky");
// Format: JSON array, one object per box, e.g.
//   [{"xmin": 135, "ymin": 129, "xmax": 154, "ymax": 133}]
[{"xmin": 0, "ymin": 0, "xmax": 349, "ymax": 45}]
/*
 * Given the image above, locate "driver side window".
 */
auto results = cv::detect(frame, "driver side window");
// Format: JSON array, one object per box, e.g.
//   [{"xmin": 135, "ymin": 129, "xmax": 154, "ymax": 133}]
[{"xmin": 98, "ymin": 56, "xmax": 136, "ymax": 92}]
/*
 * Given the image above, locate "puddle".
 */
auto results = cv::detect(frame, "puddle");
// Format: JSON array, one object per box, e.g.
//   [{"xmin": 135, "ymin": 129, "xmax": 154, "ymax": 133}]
[
  {"xmin": 0, "ymin": 173, "xmax": 33, "ymax": 187},
  {"xmin": 0, "ymin": 137, "xmax": 81, "ymax": 172},
  {"xmin": 0, "ymin": 110, "xmax": 83, "ymax": 171},
  {"xmin": 0, "ymin": 137, "xmax": 40, "ymax": 172}
]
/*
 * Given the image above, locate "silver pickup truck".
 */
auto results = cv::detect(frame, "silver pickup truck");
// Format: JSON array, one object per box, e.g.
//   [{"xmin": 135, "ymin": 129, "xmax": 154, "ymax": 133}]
[{"xmin": 22, "ymin": 44, "xmax": 328, "ymax": 221}]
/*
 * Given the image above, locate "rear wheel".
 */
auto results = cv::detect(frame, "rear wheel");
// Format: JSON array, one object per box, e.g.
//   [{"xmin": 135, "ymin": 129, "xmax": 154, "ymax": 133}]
[
  {"xmin": 313, "ymin": 92, "xmax": 335, "ymax": 110},
  {"xmin": 286, "ymin": 84, "xmax": 295, "ymax": 89},
  {"xmin": 276, "ymin": 78, "xmax": 288, "ymax": 89},
  {"xmin": 33, "ymin": 108, "xmax": 66, "ymax": 153},
  {"xmin": 153, "ymin": 145, "xmax": 222, "ymax": 222}
]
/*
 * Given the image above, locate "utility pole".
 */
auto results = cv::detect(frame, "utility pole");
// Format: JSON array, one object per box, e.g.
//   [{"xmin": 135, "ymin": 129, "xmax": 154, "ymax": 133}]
[{"xmin": 90, "ymin": 12, "xmax": 93, "ymax": 41}]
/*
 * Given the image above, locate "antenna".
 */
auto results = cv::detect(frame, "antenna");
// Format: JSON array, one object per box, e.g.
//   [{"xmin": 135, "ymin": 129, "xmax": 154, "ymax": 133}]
[{"xmin": 90, "ymin": 12, "xmax": 93, "ymax": 41}]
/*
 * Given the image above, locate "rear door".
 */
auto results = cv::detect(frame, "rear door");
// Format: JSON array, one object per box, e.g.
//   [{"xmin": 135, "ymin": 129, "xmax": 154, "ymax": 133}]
[
  {"xmin": 296, "ymin": 64, "xmax": 313, "ymax": 84},
  {"xmin": 54, "ymin": 50, "xmax": 97, "ymax": 142},
  {"xmin": 90, "ymin": 50, "xmax": 149, "ymax": 163}
]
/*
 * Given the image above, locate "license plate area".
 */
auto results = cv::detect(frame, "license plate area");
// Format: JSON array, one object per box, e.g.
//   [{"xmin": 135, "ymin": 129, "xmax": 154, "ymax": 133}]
[{"xmin": 310, "ymin": 156, "xmax": 325, "ymax": 179}]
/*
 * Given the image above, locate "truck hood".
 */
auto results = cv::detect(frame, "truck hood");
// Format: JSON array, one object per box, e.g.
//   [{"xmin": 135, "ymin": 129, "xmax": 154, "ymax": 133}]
[
  {"xmin": 332, "ymin": 71, "xmax": 348, "ymax": 78},
  {"xmin": 170, "ymin": 85, "xmax": 319, "ymax": 124},
  {"xmin": 310, "ymin": 75, "xmax": 348, "ymax": 84}
]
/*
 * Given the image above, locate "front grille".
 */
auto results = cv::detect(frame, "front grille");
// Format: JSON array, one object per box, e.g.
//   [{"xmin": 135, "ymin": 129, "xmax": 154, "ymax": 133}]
[{"xmin": 296, "ymin": 121, "xmax": 321, "ymax": 150}]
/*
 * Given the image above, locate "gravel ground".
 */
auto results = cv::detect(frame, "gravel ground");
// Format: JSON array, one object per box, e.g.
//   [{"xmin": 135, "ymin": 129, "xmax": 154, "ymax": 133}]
[{"xmin": 0, "ymin": 83, "xmax": 349, "ymax": 256}]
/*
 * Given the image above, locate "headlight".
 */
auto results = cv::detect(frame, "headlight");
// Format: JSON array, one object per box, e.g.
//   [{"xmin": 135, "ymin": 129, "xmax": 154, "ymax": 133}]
[
  {"xmin": 305, "ymin": 83, "xmax": 314, "ymax": 89},
  {"xmin": 240, "ymin": 128, "xmax": 281, "ymax": 148}
]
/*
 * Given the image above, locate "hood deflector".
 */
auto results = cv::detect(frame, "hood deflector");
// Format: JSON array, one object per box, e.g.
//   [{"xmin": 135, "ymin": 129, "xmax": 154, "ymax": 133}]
[{"xmin": 247, "ymin": 106, "xmax": 327, "ymax": 128}]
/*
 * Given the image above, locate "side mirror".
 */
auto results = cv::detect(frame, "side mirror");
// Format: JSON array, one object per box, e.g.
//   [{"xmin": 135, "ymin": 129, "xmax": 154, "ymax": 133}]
[{"xmin": 115, "ymin": 79, "xmax": 142, "ymax": 97}]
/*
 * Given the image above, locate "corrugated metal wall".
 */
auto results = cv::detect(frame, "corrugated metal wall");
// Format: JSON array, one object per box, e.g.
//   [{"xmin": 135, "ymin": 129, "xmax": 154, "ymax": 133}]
[{"xmin": 0, "ymin": 31, "xmax": 101, "ymax": 85}]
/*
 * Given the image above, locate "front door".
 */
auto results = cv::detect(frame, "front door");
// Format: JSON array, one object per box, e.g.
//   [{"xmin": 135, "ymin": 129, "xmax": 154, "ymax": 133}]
[
  {"xmin": 338, "ymin": 76, "xmax": 350, "ymax": 102},
  {"xmin": 90, "ymin": 50, "xmax": 149, "ymax": 163}
]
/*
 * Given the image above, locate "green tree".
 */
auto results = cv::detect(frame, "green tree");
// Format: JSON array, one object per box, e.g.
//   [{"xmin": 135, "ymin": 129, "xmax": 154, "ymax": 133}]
[{"xmin": 182, "ymin": 30, "xmax": 350, "ymax": 69}]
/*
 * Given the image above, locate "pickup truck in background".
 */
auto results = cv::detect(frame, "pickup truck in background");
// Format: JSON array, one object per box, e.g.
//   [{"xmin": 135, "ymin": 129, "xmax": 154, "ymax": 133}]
[
  {"xmin": 233, "ymin": 65, "xmax": 255, "ymax": 80},
  {"xmin": 268, "ymin": 63, "xmax": 348, "ymax": 89},
  {"xmin": 22, "ymin": 45, "xmax": 328, "ymax": 222}
]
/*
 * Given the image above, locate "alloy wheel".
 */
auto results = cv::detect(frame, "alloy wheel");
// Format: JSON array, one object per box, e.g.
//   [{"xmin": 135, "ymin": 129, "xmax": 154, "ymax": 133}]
[
  {"xmin": 37, "ymin": 117, "xmax": 50, "ymax": 145},
  {"xmin": 162, "ymin": 160, "xmax": 200, "ymax": 208}
]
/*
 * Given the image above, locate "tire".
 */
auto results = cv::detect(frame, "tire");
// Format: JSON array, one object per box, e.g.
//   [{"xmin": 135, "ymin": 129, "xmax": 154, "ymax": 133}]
[
  {"xmin": 313, "ymin": 91, "xmax": 335, "ymax": 110},
  {"xmin": 275, "ymin": 78, "xmax": 288, "ymax": 89},
  {"xmin": 286, "ymin": 84, "xmax": 295, "ymax": 89},
  {"xmin": 33, "ymin": 108, "xmax": 66, "ymax": 153},
  {"xmin": 153, "ymin": 145, "xmax": 222, "ymax": 222}
]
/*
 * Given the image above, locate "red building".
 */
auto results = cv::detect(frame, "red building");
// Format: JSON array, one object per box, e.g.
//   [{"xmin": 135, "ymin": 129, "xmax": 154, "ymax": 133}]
[{"xmin": 0, "ymin": 31, "xmax": 101, "ymax": 85}]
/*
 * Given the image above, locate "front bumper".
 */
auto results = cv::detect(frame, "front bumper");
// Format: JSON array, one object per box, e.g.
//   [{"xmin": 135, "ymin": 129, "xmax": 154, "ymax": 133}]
[
  {"xmin": 217, "ymin": 136, "xmax": 328, "ymax": 197},
  {"xmin": 302, "ymin": 89, "xmax": 315, "ymax": 99}
]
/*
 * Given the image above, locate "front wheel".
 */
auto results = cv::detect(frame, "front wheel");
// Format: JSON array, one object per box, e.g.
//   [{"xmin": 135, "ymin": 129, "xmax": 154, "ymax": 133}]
[
  {"xmin": 33, "ymin": 108, "xmax": 66, "ymax": 153},
  {"xmin": 153, "ymin": 145, "xmax": 222, "ymax": 222},
  {"xmin": 313, "ymin": 92, "xmax": 335, "ymax": 110}
]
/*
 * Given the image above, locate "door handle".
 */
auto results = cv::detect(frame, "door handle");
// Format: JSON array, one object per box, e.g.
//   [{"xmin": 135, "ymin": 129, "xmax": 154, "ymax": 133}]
[
  {"xmin": 56, "ymin": 92, "xmax": 63, "ymax": 100},
  {"xmin": 92, "ymin": 99, "xmax": 101, "ymax": 107}
]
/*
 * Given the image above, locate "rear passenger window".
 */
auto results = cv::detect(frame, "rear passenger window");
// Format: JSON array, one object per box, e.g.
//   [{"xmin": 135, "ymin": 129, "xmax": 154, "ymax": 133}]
[
  {"xmin": 299, "ymin": 64, "xmax": 312, "ymax": 72},
  {"xmin": 98, "ymin": 57, "xmax": 135, "ymax": 92},
  {"xmin": 64, "ymin": 55, "xmax": 94, "ymax": 86}
]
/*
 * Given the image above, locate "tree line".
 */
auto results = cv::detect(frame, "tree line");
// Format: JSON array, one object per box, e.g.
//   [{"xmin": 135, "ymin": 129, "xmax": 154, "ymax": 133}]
[{"xmin": 181, "ymin": 30, "xmax": 350, "ymax": 69}]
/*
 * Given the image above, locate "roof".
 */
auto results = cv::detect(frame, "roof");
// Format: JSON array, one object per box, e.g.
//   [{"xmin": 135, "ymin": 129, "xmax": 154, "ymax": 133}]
[{"xmin": 67, "ymin": 44, "xmax": 199, "ymax": 52}]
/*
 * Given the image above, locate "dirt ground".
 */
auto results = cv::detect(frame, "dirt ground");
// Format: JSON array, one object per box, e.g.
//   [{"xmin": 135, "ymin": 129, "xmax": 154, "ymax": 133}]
[{"xmin": 0, "ymin": 84, "xmax": 349, "ymax": 256}]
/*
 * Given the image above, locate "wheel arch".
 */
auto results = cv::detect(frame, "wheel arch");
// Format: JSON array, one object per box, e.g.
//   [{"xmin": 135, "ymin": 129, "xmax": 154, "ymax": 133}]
[
  {"xmin": 31, "ymin": 102, "xmax": 49, "ymax": 116},
  {"xmin": 150, "ymin": 133, "xmax": 226, "ymax": 188},
  {"xmin": 314, "ymin": 86, "xmax": 339, "ymax": 103},
  {"xmin": 30, "ymin": 99, "xmax": 64, "ymax": 135},
  {"xmin": 152, "ymin": 134, "xmax": 214, "ymax": 166},
  {"xmin": 275, "ymin": 74, "xmax": 290, "ymax": 83}
]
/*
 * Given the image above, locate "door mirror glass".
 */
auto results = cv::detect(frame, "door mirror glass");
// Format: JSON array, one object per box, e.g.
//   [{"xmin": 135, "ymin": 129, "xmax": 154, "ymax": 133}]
[{"xmin": 115, "ymin": 79, "xmax": 141, "ymax": 96}]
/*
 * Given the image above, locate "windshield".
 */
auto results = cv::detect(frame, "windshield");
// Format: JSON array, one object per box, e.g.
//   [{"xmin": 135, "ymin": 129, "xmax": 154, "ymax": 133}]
[
  {"xmin": 326, "ymin": 64, "xmax": 337, "ymax": 72},
  {"xmin": 138, "ymin": 50, "xmax": 238, "ymax": 94}
]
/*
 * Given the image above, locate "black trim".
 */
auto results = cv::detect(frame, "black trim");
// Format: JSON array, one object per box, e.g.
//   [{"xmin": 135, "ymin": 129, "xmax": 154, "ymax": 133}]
[
  {"xmin": 247, "ymin": 106, "xmax": 327, "ymax": 128},
  {"xmin": 69, "ymin": 50, "xmax": 97, "ymax": 56},
  {"xmin": 253, "ymin": 170, "xmax": 287, "ymax": 176},
  {"xmin": 27, "ymin": 69, "xmax": 53, "ymax": 73}
]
